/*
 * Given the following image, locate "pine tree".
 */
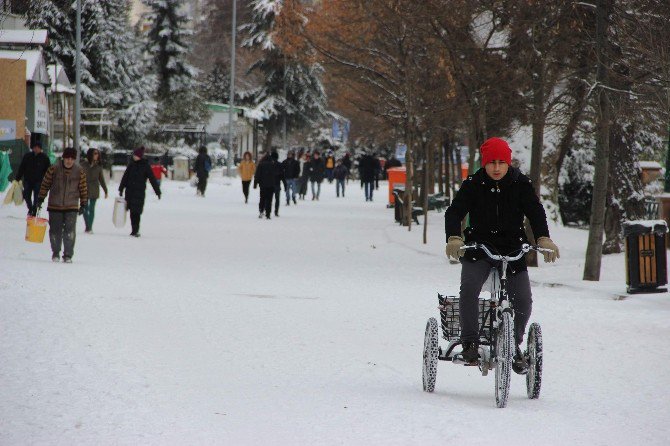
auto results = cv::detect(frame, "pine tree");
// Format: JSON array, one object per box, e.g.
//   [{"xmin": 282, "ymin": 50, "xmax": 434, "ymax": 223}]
[
  {"xmin": 201, "ymin": 60, "xmax": 231, "ymax": 103},
  {"xmin": 242, "ymin": 0, "xmax": 326, "ymax": 150},
  {"xmin": 144, "ymin": 0, "xmax": 206, "ymax": 124}
]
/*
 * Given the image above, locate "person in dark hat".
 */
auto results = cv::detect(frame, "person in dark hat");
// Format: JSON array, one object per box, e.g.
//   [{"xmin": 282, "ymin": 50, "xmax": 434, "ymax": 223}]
[
  {"xmin": 119, "ymin": 146, "xmax": 161, "ymax": 237},
  {"xmin": 35, "ymin": 147, "xmax": 88, "ymax": 263},
  {"xmin": 16, "ymin": 141, "xmax": 51, "ymax": 216}
]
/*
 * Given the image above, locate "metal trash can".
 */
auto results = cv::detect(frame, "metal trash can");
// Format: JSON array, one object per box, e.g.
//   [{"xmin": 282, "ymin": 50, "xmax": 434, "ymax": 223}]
[{"xmin": 624, "ymin": 220, "xmax": 668, "ymax": 294}]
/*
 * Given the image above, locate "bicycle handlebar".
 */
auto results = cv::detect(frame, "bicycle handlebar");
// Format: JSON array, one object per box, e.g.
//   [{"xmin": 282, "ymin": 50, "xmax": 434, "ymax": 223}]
[{"xmin": 459, "ymin": 242, "xmax": 553, "ymax": 262}]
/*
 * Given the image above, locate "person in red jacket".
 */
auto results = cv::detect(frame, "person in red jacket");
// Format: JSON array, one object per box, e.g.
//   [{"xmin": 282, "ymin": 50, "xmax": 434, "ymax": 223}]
[{"xmin": 150, "ymin": 157, "xmax": 168, "ymax": 186}]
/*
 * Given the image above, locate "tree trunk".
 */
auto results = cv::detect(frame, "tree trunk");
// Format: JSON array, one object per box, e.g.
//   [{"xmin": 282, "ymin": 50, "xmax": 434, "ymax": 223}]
[
  {"xmin": 423, "ymin": 141, "xmax": 429, "ymax": 244},
  {"xmin": 438, "ymin": 139, "xmax": 444, "ymax": 195},
  {"xmin": 583, "ymin": 0, "xmax": 612, "ymax": 281},
  {"xmin": 405, "ymin": 127, "xmax": 414, "ymax": 230},
  {"xmin": 264, "ymin": 129, "xmax": 273, "ymax": 154},
  {"xmin": 526, "ymin": 60, "xmax": 545, "ymax": 267}
]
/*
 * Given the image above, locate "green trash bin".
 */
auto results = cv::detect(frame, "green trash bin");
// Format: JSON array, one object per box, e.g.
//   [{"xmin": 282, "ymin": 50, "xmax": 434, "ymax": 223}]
[{"xmin": 624, "ymin": 220, "xmax": 668, "ymax": 294}]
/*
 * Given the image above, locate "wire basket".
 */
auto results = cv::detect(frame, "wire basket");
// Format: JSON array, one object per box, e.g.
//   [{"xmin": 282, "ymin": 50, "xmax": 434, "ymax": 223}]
[{"xmin": 437, "ymin": 293, "xmax": 493, "ymax": 341}]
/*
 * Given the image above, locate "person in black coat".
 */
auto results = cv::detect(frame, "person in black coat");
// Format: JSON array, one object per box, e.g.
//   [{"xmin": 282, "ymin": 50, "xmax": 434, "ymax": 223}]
[
  {"xmin": 358, "ymin": 152, "xmax": 379, "ymax": 201},
  {"xmin": 444, "ymin": 137, "xmax": 559, "ymax": 372},
  {"xmin": 253, "ymin": 153, "xmax": 276, "ymax": 219},
  {"xmin": 270, "ymin": 151, "xmax": 283, "ymax": 217},
  {"xmin": 194, "ymin": 146, "xmax": 212, "ymax": 197},
  {"xmin": 119, "ymin": 147, "xmax": 161, "ymax": 237},
  {"xmin": 306, "ymin": 151, "xmax": 325, "ymax": 200},
  {"xmin": 282, "ymin": 150, "xmax": 301, "ymax": 205},
  {"xmin": 16, "ymin": 141, "xmax": 51, "ymax": 215}
]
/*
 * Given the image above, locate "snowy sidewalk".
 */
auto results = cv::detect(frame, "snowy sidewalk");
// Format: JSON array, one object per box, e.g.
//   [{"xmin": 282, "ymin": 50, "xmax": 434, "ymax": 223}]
[{"xmin": 1, "ymin": 177, "xmax": 669, "ymax": 445}]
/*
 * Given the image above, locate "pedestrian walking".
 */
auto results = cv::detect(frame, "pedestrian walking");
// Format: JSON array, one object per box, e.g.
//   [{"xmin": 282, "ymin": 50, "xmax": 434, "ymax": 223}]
[
  {"xmin": 358, "ymin": 151, "xmax": 379, "ymax": 201},
  {"xmin": 253, "ymin": 153, "xmax": 275, "ymax": 219},
  {"xmin": 342, "ymin": 152, "xmax": 352, "ymax": 184},
  {"xmin": 298, "ymin": 152, "xmax": 310, "ymax": 200},
  {"xmin": 334, "ymin": 159, "xmax": 349, "ymax": 197},
  {"xmin": 282, "ymin": 150, "xmax": 300, "ymax": 205},
  {"xmin": 271, "ymin": 152, "xmax": 283, "ymax": 217},
  {"xmin": 35, "ymin": 147, "xmax": 87, "ymax": 263},
  {"xmin": 119, "ymin": 147, "xmax": 161, "ymax": 237},
  {"xmin": 324, "ymin": 151, "xmax": 336, "ymax": 183},
  {"xmin": 15, "ymin": 141, "xmax": 51, "ymax": 216},
  {"xmin": 307, "ymin": 151, "xmax": 325, "ymax": 200},
  {"xmin": 80, "ymin": 148, "xmax": 108, "ymax": 233},
  {"xmin": 194, "ymin": 146, "xmax": 212, "ymax": 197},
  {"xmin": 151, "ymin": 157, "xmax": 168, "ymax": 186},
  {"xmin": 238, "ymin": 151, "xmax": 256, "ymax": 203}
]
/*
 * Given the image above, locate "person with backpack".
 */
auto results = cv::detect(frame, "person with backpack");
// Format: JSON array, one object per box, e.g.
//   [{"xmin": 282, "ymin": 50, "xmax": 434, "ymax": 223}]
[
  {"xmin": 194, "ymin": 146, "xmax": 213, "ymax": 197},
  {"xmin": 16, "ymin": 141, "xmax": 51, "ymax": 216},
  {"xmin": 80, "ymin": 148, "xmax": 108, "ymax": 233},
  {"xmin": 119, "ymin": 147, "xmax": 161, "ymax": 237},
  {"xmin": 444, "ymin": 137, "xmax": 559, "ymax": 374},
  {"xmin": 324, "ymin": 151, "xmax": 336, "ymax": 183}
]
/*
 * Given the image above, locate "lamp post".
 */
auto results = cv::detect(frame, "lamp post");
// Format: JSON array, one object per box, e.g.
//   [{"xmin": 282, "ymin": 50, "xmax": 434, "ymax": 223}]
[
  {"xmin": 226, "ymin": 0, "xmax": 237, "ymax": 177},
  {"xmin": 74, "ymin": 0, "xmax": 81, "ymax": 161}
]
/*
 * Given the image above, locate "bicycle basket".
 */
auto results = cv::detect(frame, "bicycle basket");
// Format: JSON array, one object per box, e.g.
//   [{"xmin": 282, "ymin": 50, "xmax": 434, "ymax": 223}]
[{"xmin": 437, "ymin": 293, "xmax": 493, "ymax": 341}]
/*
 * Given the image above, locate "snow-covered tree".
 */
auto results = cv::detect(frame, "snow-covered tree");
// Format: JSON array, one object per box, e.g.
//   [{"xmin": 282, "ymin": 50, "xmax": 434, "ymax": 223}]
[
  {"xmin": 201, "ymin": 60, "xmax": 230, "ymax": 103},
  {"xmin": 144, "ymin": 0, "xmax": 206, "ymax": 124},
  {"xmin": 27, "ymin": 0, "xmax": 156, "ymax": 146},
  {"xmin": 242, "ymin": 0, "xmax": 327, "ymax": 151}
]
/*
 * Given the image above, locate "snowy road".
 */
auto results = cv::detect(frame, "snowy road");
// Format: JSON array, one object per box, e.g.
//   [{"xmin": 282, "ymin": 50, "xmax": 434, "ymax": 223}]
[{"xmin": 1, "ymin": 175, "xmax": 669, "ymax": 445}]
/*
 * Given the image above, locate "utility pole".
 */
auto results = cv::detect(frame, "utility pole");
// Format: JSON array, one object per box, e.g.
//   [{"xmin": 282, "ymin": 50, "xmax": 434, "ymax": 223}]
[
  {"xmin": 226, "ymin": 0, "xmax": 237, "ymax": 177},
  {"xmin": 74, "ymin": 0, "xmax": 81, "ymax": 161},
  {"xmin": 282, "ymin": 58, "xmax": 287, "ymax": 153}
]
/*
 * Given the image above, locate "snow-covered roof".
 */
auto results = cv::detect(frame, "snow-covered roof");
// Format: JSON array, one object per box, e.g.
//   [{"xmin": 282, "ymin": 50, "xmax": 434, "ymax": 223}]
[
  {"xmin": 0, "ymin": 30, "xmax": 48, "ymax": 46},
  {"xmin": 47, "ymin": 64, "xmax": 75, "ymax": 95},
  {"xmin": 0, "ymin": 49, "xmax": 50, "ymax": 84},
  {"xmin": 638, "ymin": 161, "xmax": 663, "ymax": 170},
  {"xmin": 624, "ymin": 219, "xmax": 668, "ymax": 228}
]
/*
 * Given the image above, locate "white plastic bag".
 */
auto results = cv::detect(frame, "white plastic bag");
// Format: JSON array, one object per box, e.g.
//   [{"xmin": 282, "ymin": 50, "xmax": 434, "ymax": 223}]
[{"xmin": 113, "ymin": 197, "xmax": 127, "ymax": 228}]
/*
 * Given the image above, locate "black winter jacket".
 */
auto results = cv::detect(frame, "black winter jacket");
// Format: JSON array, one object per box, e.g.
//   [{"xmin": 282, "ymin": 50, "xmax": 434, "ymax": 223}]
[
  {"xmin": 254, "ymin": 158, "xmax": 277, "ymax": 189},
  {"xmin": 359, "ymin": 155, "xmax": 379, "ymax": 182},
  {"xmin": 194, "ymin": 153, "xmax": 212, "ymax": 178},
  {"xmin": 119, "ymin": 159, "xmax": 161, "ymax": 213},
  {"xmin": 282, "ymin": 158, "xmax": 301, "ymax": 180},
  {"xmin": 444, "ymin": 167, "xmax": 550, "ymax": 273},
  {"xmin": 16, "ymin": 151, "xmax": 51, "ymax": 184},
  {"xmin": 307, "ymin": 158, "xmax": 325, "ymax": 182},
  {"xmin": 334, "ymin": 165, "xmax": 348, "ymax": 180}
]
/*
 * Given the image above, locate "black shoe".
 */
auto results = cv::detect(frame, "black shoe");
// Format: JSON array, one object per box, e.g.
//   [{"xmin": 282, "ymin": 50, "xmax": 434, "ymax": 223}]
[
  {"xmin": 513, "ymin": 345, "xmax": 529, "ymax": 375},
  {"xmin": 286, "ymin": 200, "xmax": 290, "ymax": 206},
  {"xmin": 130, "ymin": 232, "xmax": 140, "ymax": 238},
  {"xmin": 461, "ymin": 341, "xmax": 479, "ymax": 363},
  {"xmin": 258, "ymin": 213, "xmax": 263, "ymax": 219},
  {"xmin": 274, "ymin": 211, "xmax": 279, "ymax": 217},
  {"xmin": 266, "ymin": 215, "xmax": 271, "ymax": 220},
  {"xmin": 63, "ymin": 257, "xmax": 72, "ymax": 263},
  {"xmin": 245, "ymin": 197, "xmax": 248, "ymax": 203},
  {"xmin": 52, "ymin": 254, "xmax": 60, "ymax": 263},
  {"xmin": 293, "ymin": 197, "xmax": 297, "ymax": 204}
]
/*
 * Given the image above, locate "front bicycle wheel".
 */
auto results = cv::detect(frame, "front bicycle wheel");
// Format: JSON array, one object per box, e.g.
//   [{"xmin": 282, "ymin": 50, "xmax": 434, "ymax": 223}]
[
  {"xmin": 526, "ymin": 323, "xmax": 543, "ymax": 399},
  {"xmin": 495, "ymin": 312, "xmax": 514, "ymax": 408},
  {"xmin": 422, "ymin": 318, "xmax": 439, "ymax": 392}
]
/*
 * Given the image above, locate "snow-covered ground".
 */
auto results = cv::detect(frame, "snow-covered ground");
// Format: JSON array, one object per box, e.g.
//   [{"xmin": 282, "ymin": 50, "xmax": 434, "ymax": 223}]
[{"xmin": 1, "ymin": 175, "xmax": 669, "ymax": 445}]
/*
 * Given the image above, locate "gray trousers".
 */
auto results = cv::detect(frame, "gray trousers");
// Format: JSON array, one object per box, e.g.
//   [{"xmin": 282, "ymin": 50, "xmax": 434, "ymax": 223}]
[
  {"xmin": 49, "ymin": 211, "xmax": 77, "ymax": 258},
  {"xmin": 459, "ymin": 259, "xmax": 532, "ymax": 345}
]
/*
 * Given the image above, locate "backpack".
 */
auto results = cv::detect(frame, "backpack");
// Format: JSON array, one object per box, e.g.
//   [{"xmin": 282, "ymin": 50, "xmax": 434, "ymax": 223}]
[{"xmin": 204, "ymin": 157, "xmax": 212, "ymax": 172}]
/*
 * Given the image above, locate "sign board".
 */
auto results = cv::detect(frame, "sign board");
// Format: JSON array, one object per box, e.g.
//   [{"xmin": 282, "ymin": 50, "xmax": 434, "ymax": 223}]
[
  {"xmin": 332, "ymin": 119, "xmax": 350, "ymax": 143},
  {"xmin": 0, "ymin": 120, "xmax": 17, "ymax": 141},
  {"xmin": 0, "ymin": 58, "xmax": 26, "ymax": 140},
  {"xmin": 395, "ymin": 143, "xmax": 407, "ymax": 163},
  {"xmin": 33, "ymin": 84, "xmax": 48, "ymax": 134}
]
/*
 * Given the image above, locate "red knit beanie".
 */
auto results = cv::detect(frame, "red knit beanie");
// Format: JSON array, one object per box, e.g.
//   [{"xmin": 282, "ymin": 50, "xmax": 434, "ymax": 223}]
[{"xmin": 480, "ymin": 137, "xmax": 512, "ymax": 166}]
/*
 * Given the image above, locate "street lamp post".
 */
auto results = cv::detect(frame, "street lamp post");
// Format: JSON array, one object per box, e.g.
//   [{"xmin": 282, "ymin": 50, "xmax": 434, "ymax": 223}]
[
  {"xmin": 74, "ymin": 0, "xmax": 81, "ymax": 161},
  {"xmin": 226, "ymin": 0, "xmax": 237, "ymax": 177}
]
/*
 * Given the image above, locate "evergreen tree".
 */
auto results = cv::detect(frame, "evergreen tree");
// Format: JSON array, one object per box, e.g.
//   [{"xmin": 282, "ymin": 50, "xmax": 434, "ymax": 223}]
[
  {"xmin": 144, "ymin": 0, "xmax": 206, "ymax": 124},
  {"xmin": 242, "ymin": 0, "xmax": 326, "ymax": 150},
  {"xmin": 26, "ymin": 0, "xmax": 156, "ymax": 146},
  {"xmin": 201, "ymin": 60, "xmax": 230, "ymax": 103}
]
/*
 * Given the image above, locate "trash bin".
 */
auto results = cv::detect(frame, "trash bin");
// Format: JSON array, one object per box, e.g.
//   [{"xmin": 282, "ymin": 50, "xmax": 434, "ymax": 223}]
[
  {"xmin": 387, "ymin": 167, "xmax": 406, "ymax": 206},
  {"xmin": 624, "ymin": 220, "xmax": 668, "ymax": 294}
]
